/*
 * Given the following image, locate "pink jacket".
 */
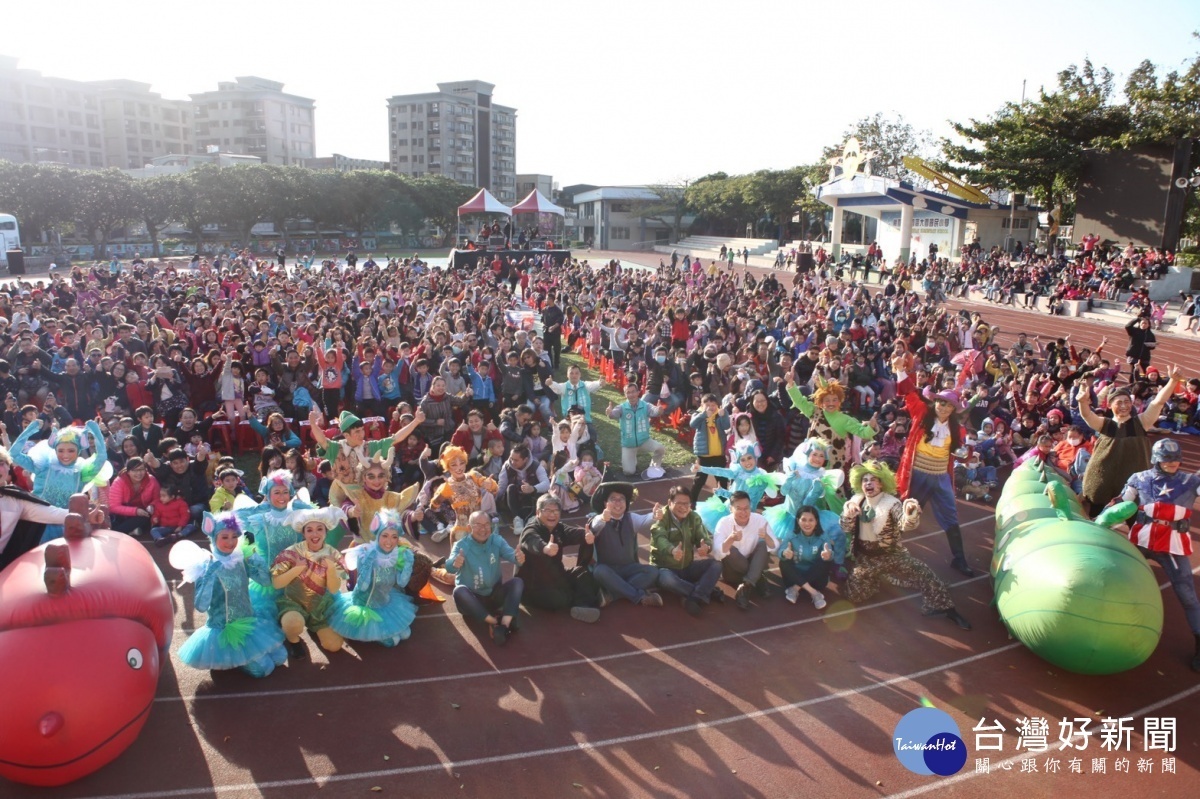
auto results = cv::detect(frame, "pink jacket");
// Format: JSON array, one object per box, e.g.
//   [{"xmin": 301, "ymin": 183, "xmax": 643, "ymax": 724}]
[{"xmin": 108, "ymin": 472, "xmax": 161, "ymax": 517}]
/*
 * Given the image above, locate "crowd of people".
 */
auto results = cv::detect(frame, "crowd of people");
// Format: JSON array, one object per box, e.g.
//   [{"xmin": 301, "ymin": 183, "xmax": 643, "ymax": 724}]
[{"xmin": 0, "ymin": 237, "xmax": 1196, "ymax": 676}]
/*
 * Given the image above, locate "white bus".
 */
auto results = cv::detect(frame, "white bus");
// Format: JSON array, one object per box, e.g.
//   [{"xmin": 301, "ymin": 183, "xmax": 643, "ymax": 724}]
[{"xmin": 0, "ymin": 213, "xmax": 19, "ymax": 265}]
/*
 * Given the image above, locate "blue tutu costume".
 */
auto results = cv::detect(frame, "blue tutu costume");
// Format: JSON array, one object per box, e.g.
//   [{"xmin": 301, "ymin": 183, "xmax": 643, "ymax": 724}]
[
  {"xmin": 234, "ymin": 471, "xmax": 314, "ymax": 620},
  {"xmin": 763, "ymin": 440, "xmax": 846, "ymax": 543},
  {"xmin": 10, "ymin": 420, "xmax": 110, "ymax": 543},
  {"xmin": 174, "ymin": 512, "xmax": 287, "ymax": 678},
  {"xmin": 329, "ymin": 511, "xmax": 418, "ymax": 647},
  {"xmin": 697, "ymin": 443, "xmax": 779, "ymax": 533}
]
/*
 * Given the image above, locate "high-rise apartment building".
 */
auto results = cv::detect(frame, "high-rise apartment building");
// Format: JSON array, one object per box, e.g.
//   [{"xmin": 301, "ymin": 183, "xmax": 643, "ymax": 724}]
[
  {"xmin": 190, "ymin": 77, "xmax": 315, "ymax": 165},
  {"xmin": 386, "ymin": 80, "xmax": 516, "ymax": 202}
]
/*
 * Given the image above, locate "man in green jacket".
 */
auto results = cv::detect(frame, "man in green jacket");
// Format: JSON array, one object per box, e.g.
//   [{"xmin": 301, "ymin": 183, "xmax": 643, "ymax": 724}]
[{"xmin": 651, "ymin": 486, "xmax": 723, "ymax": 616}]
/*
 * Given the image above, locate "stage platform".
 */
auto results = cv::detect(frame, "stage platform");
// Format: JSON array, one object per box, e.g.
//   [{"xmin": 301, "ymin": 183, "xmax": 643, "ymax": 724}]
[{"xmin": 450, "ymin": 248, "xmax": 572, "ymax": 269}]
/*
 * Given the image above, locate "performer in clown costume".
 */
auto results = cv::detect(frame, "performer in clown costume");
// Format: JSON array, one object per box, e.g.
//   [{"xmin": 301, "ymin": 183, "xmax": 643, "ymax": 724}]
[
  {"xmin": 764, "ymin": 438, "xmax": 845, "ymax": 552},
  {"xmin": 695, "ymin": 441, "xmax": 779, "ymax": 533},
  {"xmin": 272, "ymin": 506, "xmax": 349, "ymax": 658},
  {"xmin": 170, "ymin": 512, "xmax": 288, "ymax": 677},
  {"xmin": 1117, "ymin": 438, "xmax": 1200, "ymax": 672},
  {"xmin": 234, "ymin": 469, "xmax": 315, "ymax": 618},
  {"xmin": 785, "ymin": 373, "xmax": 877, "ymax": 475},
  {"xmin": 329, "ymin": 509, "xmax": 419, "ymax": 647},
  {"xmin": 9, "ymin": 419, "xmax": 109, "ymax": 542}
]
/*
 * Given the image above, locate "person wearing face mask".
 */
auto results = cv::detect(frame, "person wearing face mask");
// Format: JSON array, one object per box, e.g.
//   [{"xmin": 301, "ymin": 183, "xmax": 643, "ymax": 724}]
[
  {"xmin": 643, "ymin": 346, "xmax": 686, "ymax": 415},
  {"xmin": 1117, "ymin": 439, "xmax": 1200, "ymax": 672},
  {"xmin": 1078, "ymin": 368, "xmax": 1182, "ymax": 516}
]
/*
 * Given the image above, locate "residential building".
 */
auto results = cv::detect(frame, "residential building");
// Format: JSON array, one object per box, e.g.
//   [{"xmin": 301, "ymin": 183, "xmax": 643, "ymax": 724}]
[
  {"xmin": 0, "ymin": 55, "xmax": 105, "ymax": 167},
  {"xmin": 305, "ymin": 153, "xmax": 388, "ymax": 172},
  {"xmin": 386, "ymin": 80, "xmax": 517, "ymax": 202},
  {"xmin": 124, "ymin": 152, "xmax": 262, "ymax": 180},
  {"xmin": 516, "ymin": 173, "xmax": 556, "ymax": 201},
  {"xmin": 92, "ymin": 79, "xmax": 193, "ymax": 169},
  {"xmin": 190, "ymin": 76, "xmax": 315, "ymax": 165}
]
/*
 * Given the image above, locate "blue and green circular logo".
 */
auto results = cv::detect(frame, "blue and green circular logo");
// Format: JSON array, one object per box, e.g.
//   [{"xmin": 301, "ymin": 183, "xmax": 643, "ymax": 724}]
[{"xmin": 893, "ymin": 707, "xmax": 967, "ymax": 776}]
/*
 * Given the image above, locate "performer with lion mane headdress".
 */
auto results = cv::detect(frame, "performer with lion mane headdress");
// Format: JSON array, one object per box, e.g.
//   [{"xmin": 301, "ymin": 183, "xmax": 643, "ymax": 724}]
[{"xmin": 785, "ymin": 372, "xmax": 877, "ymax": 474}]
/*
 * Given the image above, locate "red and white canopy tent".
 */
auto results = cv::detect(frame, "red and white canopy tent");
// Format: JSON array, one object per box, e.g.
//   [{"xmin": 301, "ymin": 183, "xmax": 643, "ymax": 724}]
[
  {"xmin": 511, "ymin": 189, "xmax": 566, "ymax": 245},
  {"xmin": 457, "ymin": 188, "xmax": 512, "ymax": 245}
]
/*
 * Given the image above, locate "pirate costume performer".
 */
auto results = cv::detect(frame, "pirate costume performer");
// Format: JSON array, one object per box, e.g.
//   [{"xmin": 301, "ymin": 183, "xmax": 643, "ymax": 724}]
[
  {"xmin": 271, "ymin": 506, "xmax": 349, "ymax": 657},
  {"xmin": 842, "ymin": 461, "xmax": 971, "ymax": 629},
  {"xmin": 171, "ymin": 512, "xmax": 287, "ymax": 677},
  {"xmin": 310, "ymin": 409, "xmax": 421, "ymax": 509},
  {"xmin": 328, "ymin": 510, "xmax": 419, "ymax": 647},
  {"xmin": 1118, "ymin": 439, "xmax": 1200, "ymax": 671},
  {"xmin": 893, "ymin": 371, "xmax": 975, "ymax": 576},
  {"xmin": 786, "ymin": 378, "xmax": 876, "ymax": 474}
]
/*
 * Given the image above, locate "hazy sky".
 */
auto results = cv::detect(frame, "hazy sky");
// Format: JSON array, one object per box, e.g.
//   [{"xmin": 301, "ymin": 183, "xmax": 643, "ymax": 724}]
[{"xmin": 7, "ymin": 1, "xmax": 1198, "ymax": 186}]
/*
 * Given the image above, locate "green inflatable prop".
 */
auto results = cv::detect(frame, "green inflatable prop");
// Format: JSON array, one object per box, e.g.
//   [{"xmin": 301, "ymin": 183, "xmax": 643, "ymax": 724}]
[{"xmin": 992, "ymin": 460, "xmax": 1162, "ymax": 675}]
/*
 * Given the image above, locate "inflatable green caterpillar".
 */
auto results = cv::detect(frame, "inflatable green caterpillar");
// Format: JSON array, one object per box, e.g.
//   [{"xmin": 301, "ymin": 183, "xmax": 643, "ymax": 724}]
[{"xmin": 992, "ymin": 459, "xmax": 1163, "ymax": 675}]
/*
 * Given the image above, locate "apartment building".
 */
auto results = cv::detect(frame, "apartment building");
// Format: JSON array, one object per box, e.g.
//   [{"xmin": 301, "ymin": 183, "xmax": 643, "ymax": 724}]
[
  {"xmin": 0, "ymin": 55, "xmax": 106, "ymax": 167},
  {"xmin": 305, "ymin": 153, "xmax": 388, "ymax": 172},
  {"xmin": 516, "ymin": 173, "xmax": 556, "ymax": 200},
  {"xmin": 190, "ymin": 76, "xmax": 315, "ymax": 165},
  {"xmin": 386, "ymin": 80, "xmax": 517, "ymax": 202},
  {"xmin": 93, "ymin": 80, "xmax": 193, "ymax": 169}
]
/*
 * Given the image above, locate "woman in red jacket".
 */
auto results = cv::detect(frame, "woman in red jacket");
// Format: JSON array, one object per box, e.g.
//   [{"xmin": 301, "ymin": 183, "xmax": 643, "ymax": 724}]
[{"xmin": 108, "ymin": 456, "xmax": 161, "ymax": 538}]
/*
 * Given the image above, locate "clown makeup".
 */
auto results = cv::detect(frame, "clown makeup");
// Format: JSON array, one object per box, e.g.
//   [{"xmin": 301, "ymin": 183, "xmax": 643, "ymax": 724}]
[
  {"xmin": 377, "ymin": 527, "xmax": 400, "ymax": 554},
  {"xmin": 302, "ymin": 521, "xmax": 328, "ymax": 551},
  {"xmin": 268, "ymin": 483, "xmax": 291, "ymax": 509},
  {"xmin": 820, "ymin": 393, "xmax": 841, "ymax": 413},
  {"xmin": 55, "ymin": 440, "xmax": 80, "ymax": 467},
  {"xmin": 364, "ymin": 467, "xmax": 389, "ymax": 490},
  {"xmin": 861, "ymin": 473, "xmax": 882, "ymax": 497},
  {"xmin": 214, "ymin": 528, "xmax": 239, "ymax": 555}
]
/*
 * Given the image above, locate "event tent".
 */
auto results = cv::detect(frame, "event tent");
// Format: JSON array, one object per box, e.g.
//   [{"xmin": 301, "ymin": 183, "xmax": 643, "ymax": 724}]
[
  {"xmin": 511, "ymin": 189, "xmax": 565, "ymax": 216},
  {"xmin": 457, "ymin": 188, "xmax": 511, "ymax": 217}
]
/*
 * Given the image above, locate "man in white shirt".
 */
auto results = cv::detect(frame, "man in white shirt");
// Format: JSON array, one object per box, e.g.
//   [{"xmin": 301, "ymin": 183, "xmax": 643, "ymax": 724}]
[{"xmin": 712, "ymin": 491, "xmax": 778, "ymax": 609}]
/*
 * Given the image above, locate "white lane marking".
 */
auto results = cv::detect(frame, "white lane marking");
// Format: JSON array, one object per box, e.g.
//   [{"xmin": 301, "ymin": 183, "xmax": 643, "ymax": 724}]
[
  {"xmin": 81, "ymin": 642, "xmax": 1027, "ymax": 799},
  {"xmin": 156, "ymin": 572, "xmax": 993, "ymax": 704}
]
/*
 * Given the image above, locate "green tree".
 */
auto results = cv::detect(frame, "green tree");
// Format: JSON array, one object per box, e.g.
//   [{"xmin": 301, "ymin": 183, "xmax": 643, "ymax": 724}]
[
  {"xmin": 410, "ymin": 175, "xmax": 475, "ymax": 244},
  {"xmin": 942, "ymin": 59, "xmax": 1131, "ymax": 212},
  {"xmin": 825, "ymin": 112, "xmax": 936, "ymax": 182},
  {"xmin": 261, "ymin": 165, "xmax": 313, "ymax": 248},
  {"xmin": 298, "ymin": 170, "xmax": 347, "ymax": 240},
  {"xmin": 69, "ymin": 169, "xmax": 138, "ymax": 259},
  {"xmin": 742, "ymin": 167, "xmax": 809, "ymax": 241},
  {"xmin": 625, "ymin": 182, "xmax": 690, "ymax": 243},
  {"xmin": 134, "ymin": 174, "xmax": 188, "ymax": 257},
  {"xmin": 0, "ymin": 162, "xmax": 74, "ymax": 244},
  {"xmin": 193, "ymin": 164, "xmax": 277, "ymax": 246}
]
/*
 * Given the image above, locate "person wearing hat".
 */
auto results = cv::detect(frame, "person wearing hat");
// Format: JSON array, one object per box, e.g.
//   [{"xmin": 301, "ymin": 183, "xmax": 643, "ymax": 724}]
[
  {"xmin": 271, "ymin": 506, "xmax": 350, "ymax": 658},
  {"xmin": 843, "ymin": 461, "xmax": 971, "ymax": 628},
  {"xmin": 1077, "ymin": 366, "xmax": 1182, "ymax": 515},
  {"xmin": 1117, "ymin": 438, "xmax": 1200, "ymax": 671},
  {"xmin": 588, "ymin": 482, "xmax": 665, "ymax": 607},
  {"xmin": 892, "ymin": 360, "xmax": 974, "ymax": 576},
  {"xmin": 173, "ymin": 511, "xmax": 288, "ymax": 677},
  {"xmin": 309, "ymin": 407, "xmax": 424, "ymax": 507},
  {"xmin": 605, "ymin": 382, "xmax": 666, "ymax": 479}
]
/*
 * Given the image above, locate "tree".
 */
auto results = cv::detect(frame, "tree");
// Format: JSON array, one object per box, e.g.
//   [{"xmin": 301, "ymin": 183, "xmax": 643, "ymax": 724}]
[
  {"xmin": 298, "ymin": 170, "xmax": 347, "ymax": 241},
  {"xmin": 134, "ymin": 174, "xmax": 188, "ymax": 256},
  {"xmin": 261, "ymin": 165, "xmax": 312, "ymax": 248},
  {"xmin": 625, "ymin": 182, "xmax": 690, "ymax": 243},
  {"xmin": 193, "ymin": 164, "xmax": 277, "ymax": 246},
  {"xmin": 410, "ymin": 175, "xmax": 475, "ymax": 244},
  {"xmin": 0, "ymin": 162, "xmax": 74, "ymax": 244},
  {"xmin": 825, "ymin": 112, "xmax": 936, "ymax": 183},
  {"xmin": 685, "ymin": 173, "xmax": 753, "ymax": 236},
  {"xmin": 742, "ymin": 167, "xmax": 809, "ymax": 242},
  {"xmin": 795, "ymin": 161, "xmax": 832, "ymax": 241},
  {"xmin": 69, "ymin": 170, "xmax": 138, "ymax": 259},
  {"xmin": 942, "ymin": 59, "xmax": 1131, "ymax": 213}
]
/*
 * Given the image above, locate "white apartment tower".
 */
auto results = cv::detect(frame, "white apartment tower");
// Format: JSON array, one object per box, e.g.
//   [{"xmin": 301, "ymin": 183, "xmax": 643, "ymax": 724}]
[
  {"xmin": 386, "ymin": 80, "xmax": 516, "ymax": 202},
  {"xmin": 190, "ymin": 76, "xmax": 315, "ymax": 165}
]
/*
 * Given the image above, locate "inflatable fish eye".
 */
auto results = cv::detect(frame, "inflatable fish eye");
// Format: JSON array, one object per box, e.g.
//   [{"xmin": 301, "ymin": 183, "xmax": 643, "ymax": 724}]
[{"xmin": 126, "ymin": 648, "xmax": 144, "ymax": 670}]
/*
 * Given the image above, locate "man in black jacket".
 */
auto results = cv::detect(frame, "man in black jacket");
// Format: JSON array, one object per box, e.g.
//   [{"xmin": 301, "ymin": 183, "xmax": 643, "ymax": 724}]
[
  {"xmin": 155, "ymin": 448, "xmax": 213, "ymax": 526},
  {"xmin": 541, "ymin": 297, "xmax": 564, "ymax": 369},
  {"xmin": 517, "ymin": 495, "xmax": 600, "ymax": 622}
]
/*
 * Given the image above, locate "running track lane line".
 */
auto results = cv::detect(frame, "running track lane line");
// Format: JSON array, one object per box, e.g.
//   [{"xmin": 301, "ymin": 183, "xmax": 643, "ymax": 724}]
[
  {"xmin": 165, "ymin": 512, "xmax": 995, "ymax": 636},
  {"xmin": 156, "ymin": 571, "xmax": 994, "ymax": 704},
  {"xmin": 81, "ymin": 642, "xmax": 1027, "ymax": 799}
]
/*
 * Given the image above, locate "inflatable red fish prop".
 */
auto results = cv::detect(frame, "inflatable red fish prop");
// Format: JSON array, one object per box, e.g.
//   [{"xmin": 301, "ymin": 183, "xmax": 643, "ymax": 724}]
[{"xmin": 0, "ymin": 495, "xmax": 173, "ymax": 786}]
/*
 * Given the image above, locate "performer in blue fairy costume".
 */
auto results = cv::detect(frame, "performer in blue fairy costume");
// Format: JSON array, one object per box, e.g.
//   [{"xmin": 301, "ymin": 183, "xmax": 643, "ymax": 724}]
[
  {"xmin": 9, "ymin": 419, "xmax": 110, "ymax": 542},
  {"xmin": 234, "ymin": 469, "xmax": 314, "ymax": 618},
  {"xmin": 764, "ymin": 438, "xmax": 845, "ymax": 545},
  {"xmin": 695, "ymin": 442, "xmax": 779, "ymax": 533},
  {"xmin": 328, "ymin": 509, "xmax": 418, "ymax": 647},
  {"xmin": 170, "ymin": 512, "xmax": 287, "ymax": 678}
]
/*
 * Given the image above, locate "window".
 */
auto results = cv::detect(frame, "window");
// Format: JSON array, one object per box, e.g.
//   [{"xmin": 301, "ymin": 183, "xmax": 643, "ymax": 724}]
[
  {"xmin": 611, "ymin": 227, "xmax": 630, "ymax": 240},
  {"xmin": 1001, "ymin": 218, "xmax": 1031, "ymax": 229},
  {"xmin": 611, "ymin": 202, "xmax": 631, "ymax": 213},
  {"xmin": 396, "ymin": 139, "xmax": 408, "ymax": 146},
  {"xmin": 396, "ymin": 121, "xmax": 407, "ymax": 130},
  {"xmin": 396, "ymin": 155, "xmax": 408, "ymax": 162}
]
